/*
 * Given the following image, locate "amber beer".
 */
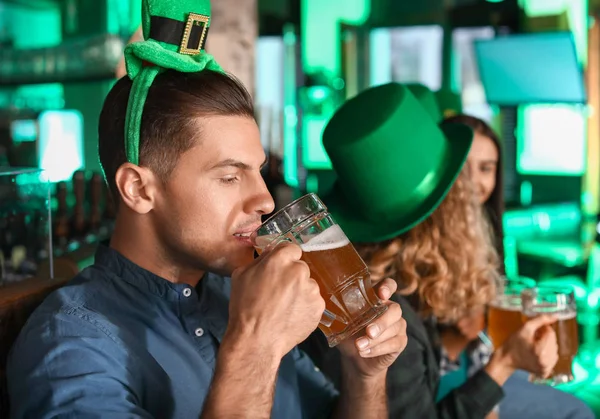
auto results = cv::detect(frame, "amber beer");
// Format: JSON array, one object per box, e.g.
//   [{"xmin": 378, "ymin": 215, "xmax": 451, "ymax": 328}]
[
  {"xmin": 488, "ymin": 297, "xmax": 523, "ymax": 349},
  {"xmin": 299, "ymin": 225, "xmax": 381, "ymax": 338},
  {"xmin": 553, "ymin": 311, "xmax": 578, "ymax": 379},
  {"xmin": 252, "ymin": 193, "xmax": 387, "ymax": 347},
  {"xmin": 487, "ymin": 278, "xmax": 537, "ymax": 349}
]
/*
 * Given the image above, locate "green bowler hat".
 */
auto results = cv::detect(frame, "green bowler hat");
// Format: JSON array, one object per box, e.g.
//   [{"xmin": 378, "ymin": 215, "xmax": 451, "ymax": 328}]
[
  {"xmin": 436, "ymin": 89, "xmax": 463, "ymax": 118},
  {"xmin": 405, "ymin": 83, "xmax": 443, "ymax": 123},
  {"xmin": 123, "ymin": 0, "xmax": 224, "ymax": 165},
  {"xmin": 322, "ymin": 83, "xmax": 473, "ymax": 243}
]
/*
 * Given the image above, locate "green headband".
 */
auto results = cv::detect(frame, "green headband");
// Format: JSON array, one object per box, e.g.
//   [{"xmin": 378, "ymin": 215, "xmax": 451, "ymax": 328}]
[{"xmin": 123, "ymin": 0, "xmax": 224, "ymax": 165}]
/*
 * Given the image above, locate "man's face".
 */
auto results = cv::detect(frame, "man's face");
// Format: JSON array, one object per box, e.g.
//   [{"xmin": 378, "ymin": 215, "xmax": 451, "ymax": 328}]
[{"xmin": 152, "ymin": 115, "xmax": 274, "ymax": 275}]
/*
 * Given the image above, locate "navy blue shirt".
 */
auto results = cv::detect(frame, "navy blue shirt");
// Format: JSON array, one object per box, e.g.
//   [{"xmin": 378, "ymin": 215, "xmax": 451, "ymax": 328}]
[{"xmin": 8, "ymin": 246, "xmax": 338, "ymax": 418}]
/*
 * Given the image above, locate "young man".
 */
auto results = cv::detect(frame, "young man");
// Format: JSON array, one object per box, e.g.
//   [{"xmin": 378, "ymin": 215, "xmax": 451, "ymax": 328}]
[{"xmin": 7, "ymin": 1, "xmax": 407, "ymax": 418}]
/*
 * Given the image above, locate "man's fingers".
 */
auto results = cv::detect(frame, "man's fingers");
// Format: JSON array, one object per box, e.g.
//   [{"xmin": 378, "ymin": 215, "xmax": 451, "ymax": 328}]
[
  {"xmin": 358, "ymin": 334, "xmax": 407, "ymax": 358},
  {"xmin": 375, "ymin": 278, "xmax": 397, "ymax": 301},
  {"xmin": 354, "ymin": 316, "xmax": 406, "ymax": 352}
]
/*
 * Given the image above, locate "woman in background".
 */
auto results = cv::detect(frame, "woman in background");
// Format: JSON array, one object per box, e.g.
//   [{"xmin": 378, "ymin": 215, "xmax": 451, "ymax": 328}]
[
  {"xmin": 441, "ymin": 114, "xmax": 594, "ymax": 419},
  {"xmin": 443, "ymin": 115, "xmax": 504, "ymax": 271},
  {"xmin": 302, "ymin": 83, "xmax": 559, "ymax": 419}
]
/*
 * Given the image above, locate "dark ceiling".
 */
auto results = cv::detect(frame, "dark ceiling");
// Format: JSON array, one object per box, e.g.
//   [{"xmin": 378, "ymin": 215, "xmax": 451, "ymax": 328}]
[{"xmin": 0, "ymin": 0, "xmax": 521, "ymax": 35}]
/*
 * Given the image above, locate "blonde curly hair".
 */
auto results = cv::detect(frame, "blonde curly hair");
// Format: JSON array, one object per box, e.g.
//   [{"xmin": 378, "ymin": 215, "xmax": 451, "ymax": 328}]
[{"xmin": 356, "ymin": 170, "xmax": 499, "ymax": 324}]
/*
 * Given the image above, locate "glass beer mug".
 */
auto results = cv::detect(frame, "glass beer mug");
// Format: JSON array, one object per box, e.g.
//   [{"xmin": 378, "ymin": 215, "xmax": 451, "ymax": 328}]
[
  {"xmin": 521, "ymin": 285, "xmax": 579, "ymax": 385},
  {"xmin": 251, "ymin": 194, "xmax": 388, "ymax": 347}
]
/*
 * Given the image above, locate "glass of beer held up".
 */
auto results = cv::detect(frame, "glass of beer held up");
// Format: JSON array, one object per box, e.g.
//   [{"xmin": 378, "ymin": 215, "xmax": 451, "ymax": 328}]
[
  {"xmin": 521, "ymin": 285, "xmax": 579, "ymax": 385},
  {"xmin": 488, "ymin": 277, "xmax": 535, "ymax": 349},
  {"xmin": 251, "ymin": 193, "xmax": 388, "ymax": 347}
]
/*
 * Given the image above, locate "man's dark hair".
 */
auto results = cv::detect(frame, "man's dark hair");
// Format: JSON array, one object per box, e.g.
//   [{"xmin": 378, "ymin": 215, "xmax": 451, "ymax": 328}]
[{"xmin": 98, "ymin": 69, "xmax": 255, "ymax": 201}]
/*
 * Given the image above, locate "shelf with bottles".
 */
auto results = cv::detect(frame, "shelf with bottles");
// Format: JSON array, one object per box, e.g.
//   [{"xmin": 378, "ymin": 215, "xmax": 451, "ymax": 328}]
[{"xmin": 0, "ymin": 168, "xmax": 52, "ymax": 286}]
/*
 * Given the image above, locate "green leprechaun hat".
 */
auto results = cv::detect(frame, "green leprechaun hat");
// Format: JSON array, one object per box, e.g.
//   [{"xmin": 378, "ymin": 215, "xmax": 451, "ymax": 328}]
[
  {"xmin": 435, "ymin": 89, "xmax": 463, "ymax": 118},
  {"xmin": 123, "ymin": 0, "xmax": 224, "ymax": 165},
  {"xmin": 322, "ymin": 83, "xmax": 473, "ymax": 243},
  {"xmin": 405, "ymin": 83, "xmax": 443, "ymax": 123}
]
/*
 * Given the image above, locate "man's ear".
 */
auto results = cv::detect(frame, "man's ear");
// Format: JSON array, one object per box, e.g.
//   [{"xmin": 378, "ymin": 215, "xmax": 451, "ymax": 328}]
[{"xmin": 114, "ymin": 163, "xmax": 159, "ymax": 214}]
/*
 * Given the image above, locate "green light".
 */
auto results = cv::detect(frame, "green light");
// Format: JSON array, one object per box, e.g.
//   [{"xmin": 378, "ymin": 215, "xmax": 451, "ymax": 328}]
[
  {"xmin": 10, "ymin": 120, "xmax": 37, "ymax": 143},
  {"xmin": 302, "ymin": 115, "xmax": 332, "ymax": 170},
  {"xmin": 12, "ymin": 168, "xmax": 50, "ymax": 189},
  {"xmin": 517, "ymin": 104, "xmax": 586, "ymax": 176},
  {"xmin": 587, "ymin": 292, "xmax": 600, "ymax": 310},
  {"xmin": 107, "ymin": 0, "xmax": 142, "ymax": 35},
  {"xmin": 283, "ymin": 105, "xmax": 299, "ymax": 187},
  {"xmin": 503, "ymin": 236, "xmax": 519, "ymax": 279},
  {"xmin": 2, "ymin": 4, "xmax": 64, "ymax": 112},
  {"xmin": 520, "ymin": 0, "xmax": 588, "ymax": 65},
  {"xmin": 301, "ymin": 0, "xmax": 370, "ymax": 76},
  {"xmin": 283, "ymin": 24, "xmax": 299, "ymax": 188},
  {"xmin": 297, "ymin": 0, "xmax": 370, "ymax": 184},
  {"xmin": 38, "ymin": 110, "xmax": 84, "ymax": 183},
  {"xmin": 520, "ymin": 181, "xmax": 533, "ymax": 206},
  {"xmin": 504, "ymin": 203, "xmax": 582, "ymax": 239},
  {"xmin": 332, "ymin": 78, "xmax": 345, "ymax": 90},
  {"xmin": 306, "ymin": 173, "xmax": 319, "ymax": 193},
  {"xmin": 8, "ymin": 4, "xmax": 61, "ymax": 49},
  {"xmin": 307, "ymin": 86, "xmax": 329, "ymax": 102},
  {"xmin": 541, "ymin": 277, "xmax": 588, "ymax": 301}
]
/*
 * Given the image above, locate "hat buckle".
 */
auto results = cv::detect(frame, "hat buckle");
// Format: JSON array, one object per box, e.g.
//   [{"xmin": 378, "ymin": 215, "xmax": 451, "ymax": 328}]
[{"xmin": 180, "ymin": 13, "xmax": 210, "ymax": 56}]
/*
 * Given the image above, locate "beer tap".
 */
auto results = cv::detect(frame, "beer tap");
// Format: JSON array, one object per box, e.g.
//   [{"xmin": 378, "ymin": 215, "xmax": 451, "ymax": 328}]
[
  {"xmin": 53, "ymin": 182, "xmax": 70, "ymax": 250},
  {"xmin": 71, "ymin": 170, "xmax": 87, "ymax": 238}
]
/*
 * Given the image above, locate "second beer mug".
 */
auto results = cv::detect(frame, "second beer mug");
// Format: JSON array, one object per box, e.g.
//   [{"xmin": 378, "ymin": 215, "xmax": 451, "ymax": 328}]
[
  {"xmin": 521, "ymin": 285, "xmax": 579, "ymax": 385},
  {"xmin": 251, "ymin": 194, "xmax": 388, "ymax": 347}
]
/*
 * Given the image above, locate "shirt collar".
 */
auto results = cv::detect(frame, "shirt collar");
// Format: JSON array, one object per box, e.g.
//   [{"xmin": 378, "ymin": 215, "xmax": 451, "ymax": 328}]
[
  {"xmin": 94, "ymin": 245, "xmax": 231, "ymax": 338},
  {"xmin": 94, "ymin": 245, "xmax": 198, "ymax": 299}
]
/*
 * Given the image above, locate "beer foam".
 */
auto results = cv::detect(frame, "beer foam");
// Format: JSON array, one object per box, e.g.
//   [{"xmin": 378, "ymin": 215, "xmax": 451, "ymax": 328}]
[
  {"xmin": 555, "ymin": 311, "xmax": 577, "ymax": 321},
  {"xmin": 491, "ymin": 296, "xmax": 522, "ymax": 311},
  {"xmin": 541, "ymin": 310, "xmax": 576, "ymax": 320},
  {"xmin": 526, "ymin": 303, "xmax": 577, "ymax": 319},
  {"xmin": 491, "ymin": 302, "xmax": 522, "ymax": 312},
  {"xmin": 300, "ymin": 225, "xmax": 350, "ymax": 252}
]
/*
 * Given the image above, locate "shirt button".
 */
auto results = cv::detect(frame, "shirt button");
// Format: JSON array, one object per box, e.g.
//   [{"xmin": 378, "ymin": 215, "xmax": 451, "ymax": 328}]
[
  {"xmin": 183, "ymin": 288, "xmax": 192, "ymax": 297},
  {"xmin": 195, "ymin": 328, "xmax": 204, "ymax": 337}
]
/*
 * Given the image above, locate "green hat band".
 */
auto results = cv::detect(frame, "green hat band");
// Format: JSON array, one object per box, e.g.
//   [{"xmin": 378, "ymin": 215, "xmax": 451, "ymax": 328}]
[
  {"xmin": 124, "ymin": 66, "xmax": 161, "ymax": 164},
  {"xmin": 148, "ymin": 15, "xmax": 210, "ymax": 54},
  {"xmin": 123, "ymin": 0, "xmax": 224, "ymax": 165}
]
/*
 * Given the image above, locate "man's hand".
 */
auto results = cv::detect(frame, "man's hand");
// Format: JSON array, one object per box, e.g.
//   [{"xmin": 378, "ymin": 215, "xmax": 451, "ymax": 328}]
[
  {"xmin": 332, "ymin": 279, "xmax": 406, "ymax": 419},
  {"xmin": 337, "ymin": 278, "xmax": 407, "ymax": 378},
  {"xmin": 203, "ymin": 242, "xmax": 325, "ymax": 419},
  {"xmin": 226, "ymin": 242, "xmax": 325, "ymax": 359}
]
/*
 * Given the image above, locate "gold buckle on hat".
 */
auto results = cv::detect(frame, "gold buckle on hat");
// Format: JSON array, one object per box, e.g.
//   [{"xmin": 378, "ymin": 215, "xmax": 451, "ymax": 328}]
[{"xmin": 180, "ymin": 13, "xmax": 210, "ymax": 56}]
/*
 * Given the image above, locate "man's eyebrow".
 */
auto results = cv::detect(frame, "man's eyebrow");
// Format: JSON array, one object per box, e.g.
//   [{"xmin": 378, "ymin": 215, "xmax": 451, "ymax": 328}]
[
  {"xmin": 209, "ymin": 155, "xmax": 269, "ymax": 171},
  {"xmin": 210, "ymin": 159, "xmax": 253, "ymax": 170}
]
